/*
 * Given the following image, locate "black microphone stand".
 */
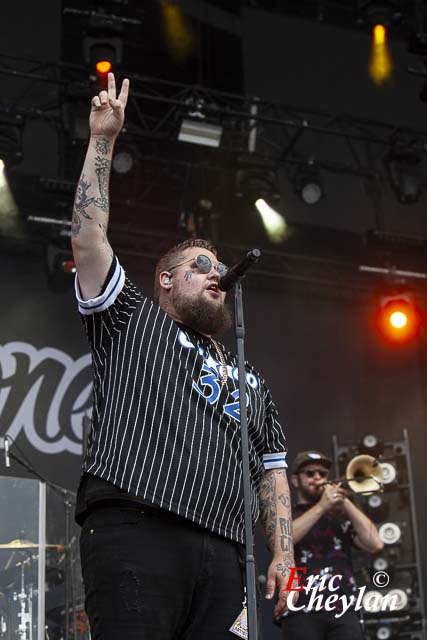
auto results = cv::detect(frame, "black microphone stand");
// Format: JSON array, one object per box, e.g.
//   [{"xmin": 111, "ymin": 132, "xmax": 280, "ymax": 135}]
[{"xmin": 233, "ymin": 278, "xmax": 259, "ymax": 640}]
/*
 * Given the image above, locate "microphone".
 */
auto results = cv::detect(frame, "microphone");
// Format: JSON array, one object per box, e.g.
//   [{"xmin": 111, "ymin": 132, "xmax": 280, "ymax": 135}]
[
  {"xmin": 218, "ymin": 249, "xmax": 261, "ymax": 292},
  {"xmin": 4, "ymin": 437, "xmax": 10, "ymax": 468}
]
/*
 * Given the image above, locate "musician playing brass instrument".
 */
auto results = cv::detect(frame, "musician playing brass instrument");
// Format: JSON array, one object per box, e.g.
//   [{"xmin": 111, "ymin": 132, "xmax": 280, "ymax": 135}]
[{"xmin": 279, "ymin": 450, "xmax": 384, "ymax": 640}]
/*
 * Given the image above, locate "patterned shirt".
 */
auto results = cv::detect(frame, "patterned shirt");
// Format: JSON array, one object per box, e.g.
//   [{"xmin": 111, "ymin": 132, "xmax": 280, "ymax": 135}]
[
  {"xmin": 289, "ymin": 502, "xmax": 357, "ymax": 612},
  {"xmin": 74, "ymin": 256, "xmax": 287, "ymax": 543}
]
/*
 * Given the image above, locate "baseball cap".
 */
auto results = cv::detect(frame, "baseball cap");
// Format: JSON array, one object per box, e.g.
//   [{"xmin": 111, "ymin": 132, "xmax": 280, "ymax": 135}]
[{"xmin": 291, "ymin": 451, "xmax": 332, "ymax": 475}]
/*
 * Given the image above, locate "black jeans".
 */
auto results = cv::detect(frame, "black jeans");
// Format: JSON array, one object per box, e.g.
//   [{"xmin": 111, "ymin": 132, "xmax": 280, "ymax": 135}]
[
  {"xmin": 281, "ymin": 610, "xmax": 364, "ymax": 640},
  {"xmin": 79, "ymin": 505, "xmax": 245, "ymax": 640}
]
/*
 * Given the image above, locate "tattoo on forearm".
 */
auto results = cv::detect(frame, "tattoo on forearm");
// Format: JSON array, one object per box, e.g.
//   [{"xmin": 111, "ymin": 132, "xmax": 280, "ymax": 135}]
[
  {"xmin": 259, "ymin": 471, "xmax": 277, "ymax": 552},
  {"xmin": 278, "ymin": 493, "xmax": 290, "ymax": 509},
  {"xmin": 279, "ymin": 517, "xmax": 292, "ymax": 553},
  {"xmin": 94, "ymin": 155, "xmax": 111, "ymax": 212},
  {"xmin": 71, "ymin": 174, "xmax": 94, "ymax": 236},
  {"xmin": 95, "ymin": 137, "xmax": 111, "ymax": 155},
  {"xmin": 98, "ymin": 223, "xmax": 113, "ymax": 257}
]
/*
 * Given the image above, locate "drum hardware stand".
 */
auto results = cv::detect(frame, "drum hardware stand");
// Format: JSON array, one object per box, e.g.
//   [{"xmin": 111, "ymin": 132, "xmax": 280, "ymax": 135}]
[
  {"xmin": 13, "ymin": 561, "xmax": 33, "ymax": 640},
  {"xmin": 3, "ymin": 436, "xmax": 77, "ymax": 640}
]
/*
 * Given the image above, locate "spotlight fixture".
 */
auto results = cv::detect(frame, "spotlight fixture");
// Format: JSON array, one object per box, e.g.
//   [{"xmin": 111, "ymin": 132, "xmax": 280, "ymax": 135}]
[
  {"xmin": 380, "ymin": 462, "xmax": 397, "ymax": 484},
  {"xmin": 367, "ymin": 493, "xmax": 389, "ymax": 523},
  {"xmin": 369, "ymin": 24, "xmax": 393, "ymax": 85},
  {"xmin": 385, "ymin": 588, "xmax": 408, "ymax": 611},
  {"xmin": 255, "ymin": 198, "xmax": 286, "ymax": 244},
  {"xmin": 376, "ymin": 294, "xmax": 423, "ymax": 344},
  {"xmin": 378, "ymin": 522, "xmax": 402, "ymax": 545},
  {"xmin": 373, "ymin": 556, "xmax": 389, "ymax": 572},
  {"xmin": 294, "ymin": 169, "xmax": 323, "ymax": 205},
  {"xmin": 358, "ymin": 1, "xmax": 401, "ymax": 29},
  {"xmin": 178, "ymin": 119, "xmax": 223, "ymax": 148},
  {"xmin": 358, "ymin": 434, "xmax": 384, "ymax": 458},
  {"xmin": 384, "ymin": 146, "xmax": 422, "ymax": 204},
  {"xmin": 363, "ymin": 590, "xmax": 384, "ymax": 613},
  {"xmin": 368, "ymin": 494, "xmax": 383, "ymax": 508},
  {"xmin": 46, "ymin": 245, "xmax": 76, "ymax": 293},
  {"xmin": 235, "ymin": 167, "xmax": 278, "ymax": 199},
  {"xmin": 376, "ymin": 625, "xmax": 392, "ymax": 639},
  {"xmin": 83, "ymin": 36, "xmax": 123, "ymax": 85}
]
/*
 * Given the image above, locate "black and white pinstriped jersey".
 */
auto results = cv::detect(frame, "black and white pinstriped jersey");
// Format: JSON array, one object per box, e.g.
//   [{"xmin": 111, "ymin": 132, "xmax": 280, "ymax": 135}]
[{"xmin": 75, "ymin": 256, "xmax": 288, "ymax": 544}]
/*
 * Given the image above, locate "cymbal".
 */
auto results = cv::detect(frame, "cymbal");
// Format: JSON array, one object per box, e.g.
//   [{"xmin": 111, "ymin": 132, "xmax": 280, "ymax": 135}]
[{"xmin": 0, "ymin": 539, "xmax": 64, "ymax": 550}]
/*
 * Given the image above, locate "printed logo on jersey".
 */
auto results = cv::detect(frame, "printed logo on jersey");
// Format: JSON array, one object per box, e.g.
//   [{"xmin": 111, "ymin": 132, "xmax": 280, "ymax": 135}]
[{"xmin": 178, "ymin": 330, "xmax": 259, "ymax": 422}]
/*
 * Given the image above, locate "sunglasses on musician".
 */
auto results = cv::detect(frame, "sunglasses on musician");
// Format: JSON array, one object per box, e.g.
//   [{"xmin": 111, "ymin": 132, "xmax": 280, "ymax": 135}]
[
  {"xmin": 169, "ymin": 254, "xmax": 228, "ymax": 277},
  {"xmin": 301, "ymin": 469, "xmax": 329, "ymax": 479}
]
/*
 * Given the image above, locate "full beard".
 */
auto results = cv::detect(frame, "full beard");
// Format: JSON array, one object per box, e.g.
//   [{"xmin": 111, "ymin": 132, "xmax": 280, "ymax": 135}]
[
  {"xmin": 172, "ymin": 291, "xmax": 232, "ymax": 336},
  {"xmin": 299, "ymin": 484, "xmax": 324, "ymax": 504}
]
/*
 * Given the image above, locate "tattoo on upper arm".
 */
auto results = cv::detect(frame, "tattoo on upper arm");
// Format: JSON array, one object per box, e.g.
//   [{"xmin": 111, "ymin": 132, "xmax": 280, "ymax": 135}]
[
  {"xmin": 94, "ymin": 156, "xmax": 111, "ymax": 212},
  {"xmin": 71, "ymin": 174, "xmax": 94, "ymax": 236},
  {"xmin": 98, "ymin": 223, "xmax": 113, "ymax": 258},
  {"xmin": 259, "ymin": 471, "xmax": 277, "ymax": 552}
]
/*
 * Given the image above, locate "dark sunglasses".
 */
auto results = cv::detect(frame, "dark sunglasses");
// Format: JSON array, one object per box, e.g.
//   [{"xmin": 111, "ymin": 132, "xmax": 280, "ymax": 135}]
[
  {"xmin": 169, "ymin": 254, "xmax": 228, "ymax": 277},
  {"xmin": 302, "ymin": 469, "xmax": 329, "ymax": 478}
]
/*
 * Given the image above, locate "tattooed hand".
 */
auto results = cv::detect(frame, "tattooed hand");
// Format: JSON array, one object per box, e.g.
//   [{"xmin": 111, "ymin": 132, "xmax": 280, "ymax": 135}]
[
  {"xmin": 267, "ymin": 553, "xmax": 299, "ymax": 621},
  {"xmin": 89, "ymin": 72, "xmax": 129, "ymax": 140}
]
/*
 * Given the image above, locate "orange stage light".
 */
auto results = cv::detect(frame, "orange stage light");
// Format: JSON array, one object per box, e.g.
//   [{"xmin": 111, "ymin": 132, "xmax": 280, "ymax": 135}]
[
  {"xmin": 95, "ymin": 60, "xmax": 112, "ymax": 75},
  {"xmin": 376, "ymin": 296, "xmax": 423, "ymax": 344},
  {"xmin": 369, "ymin": 23, "xmax": 393, "ymax": 85}
]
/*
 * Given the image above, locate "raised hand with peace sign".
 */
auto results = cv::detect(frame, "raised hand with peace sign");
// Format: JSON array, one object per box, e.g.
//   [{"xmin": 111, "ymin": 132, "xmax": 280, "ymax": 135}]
[
  {"xmin": 89, "ymin": 73, "xmax": 129, "ymax": 140},
  {"xmin": 70, "ymin": 73, "xmax": 130, "ymax": 301}
]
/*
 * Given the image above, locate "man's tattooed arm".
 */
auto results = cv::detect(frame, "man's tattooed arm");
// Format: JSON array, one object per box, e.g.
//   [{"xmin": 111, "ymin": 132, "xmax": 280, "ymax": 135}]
[
  {"xmin": 259, "ymin": 467, "xmax": 296, "ymax": 614},
  {"xmin": 259, "ymin": 469, "xmax": 293, "ymax": 557},
  {"xmin": 71, "ymin": 174, "xmax": 94, "ymax": 237},
  {"xmin": 71, "ymin": 135, "xmax": 115, "ymax": 298},
  {"xmin": 71, "ymin": 74, "xmax": 129, "ymax": 298},
  {"xmin": 259, "ymin": 470, "xmax": 277, "ymax": 553},
  {"xmin": 98, "ymin": 223, "xmax": 113, "ymax": 258}
]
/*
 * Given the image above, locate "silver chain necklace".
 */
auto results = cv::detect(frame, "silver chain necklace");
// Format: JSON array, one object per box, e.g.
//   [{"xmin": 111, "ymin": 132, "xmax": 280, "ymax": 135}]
[{"xmin": 210, "ymin": 338, "xmax": 228, "ymax": 387}]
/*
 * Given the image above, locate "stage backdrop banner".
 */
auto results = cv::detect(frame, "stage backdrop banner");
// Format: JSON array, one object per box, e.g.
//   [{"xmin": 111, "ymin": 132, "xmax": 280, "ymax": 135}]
[{"xmin": 0, "ymin": 250, "xmax": 93, "ymax": 490}]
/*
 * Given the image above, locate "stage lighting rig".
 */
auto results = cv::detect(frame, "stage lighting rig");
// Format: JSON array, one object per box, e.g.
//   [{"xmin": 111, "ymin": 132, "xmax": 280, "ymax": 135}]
[
  {"xmin": 45, "ymin": 245, "xmax": 75, "ymax": 293},
  {"xmin": 83, "ymin": 36, "xmax": 123, "ymax": 85},
  {"xmin": 384, "ymin": 146, "xmax": 423, "ymax": 204},
  {"xmin": 255, "ymin": 198, "xmax": 286, "ymax": 244},
  {"xmin": 378, "ymin": 521, "xmax": 402, "ymax": 545},
  {"xmin": 358, "ymin": 434, "xmax": 384, "ymax": 458},
  {"xmin": 376, "ymin": 293, "xmax": 423, "ymax": 344},
  {"xmin": 358, "ymin": 1, "xmax": 401, "ymax": 29},
  {"xmin": 178, "ymin": 119, "xmax": 223, "ymax": 148},
  {"xmin": 293, "ymin": 168, "xmax": 323, "ymax": 205}
]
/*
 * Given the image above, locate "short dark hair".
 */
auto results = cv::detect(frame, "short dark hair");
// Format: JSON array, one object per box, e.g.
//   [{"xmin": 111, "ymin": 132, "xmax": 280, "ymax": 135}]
[{"xmin": 154, "ymin": 238, "xmax": 217, "ymax": 302}]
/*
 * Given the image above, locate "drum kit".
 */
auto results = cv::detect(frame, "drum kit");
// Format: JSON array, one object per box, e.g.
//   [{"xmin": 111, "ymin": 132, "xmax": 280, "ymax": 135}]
[{"xmin": 0, "ymin": 538, "xmax": 87, "ymax": 640}]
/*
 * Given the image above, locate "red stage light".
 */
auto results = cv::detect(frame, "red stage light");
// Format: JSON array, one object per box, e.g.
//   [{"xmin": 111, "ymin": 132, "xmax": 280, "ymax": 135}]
[
  {"xmin": 61, "ymin": 259, "xmax": 76, "ymax": 274},
  {"xmin": 376, "ymin": 296, "xmax": 423, "ymax": 344},
  {"xmin": 95, "ymin": 60, "xmax": 112, "ymax": 75}
]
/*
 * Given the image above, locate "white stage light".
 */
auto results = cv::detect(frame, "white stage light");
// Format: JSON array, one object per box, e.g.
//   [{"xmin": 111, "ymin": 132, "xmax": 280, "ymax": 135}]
[{"xmin": 255, "ymin": 198, "xmax": 286, "ymax": 243}]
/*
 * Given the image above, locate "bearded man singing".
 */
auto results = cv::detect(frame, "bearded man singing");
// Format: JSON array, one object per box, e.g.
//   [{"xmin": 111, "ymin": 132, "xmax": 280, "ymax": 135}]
[{"xmin": 71, "ymin": 72, "xmax": 294, "ymax": 640}]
